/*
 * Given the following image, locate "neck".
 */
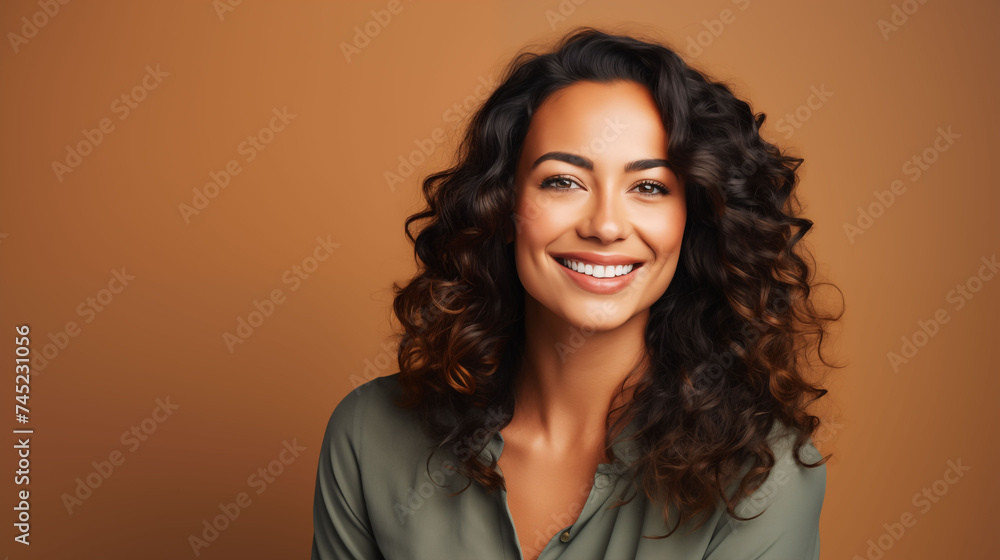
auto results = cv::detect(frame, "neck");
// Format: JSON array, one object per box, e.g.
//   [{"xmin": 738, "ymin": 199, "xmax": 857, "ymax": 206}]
[{"xmin": 509, "ymin": 295, "xmax": 649, "ymax": 457}]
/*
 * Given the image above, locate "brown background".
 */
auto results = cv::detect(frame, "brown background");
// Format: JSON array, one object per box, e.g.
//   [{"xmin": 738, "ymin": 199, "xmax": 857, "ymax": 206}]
[{"xmin": 1, "ymin": 0, "xmax": 997, "ymax": 558}]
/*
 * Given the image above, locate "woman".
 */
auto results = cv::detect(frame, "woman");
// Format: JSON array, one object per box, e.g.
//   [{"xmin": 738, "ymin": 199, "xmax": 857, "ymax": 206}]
[{"xmin": 312, "ymin": 26, "xmax": 842, "ymax": 560}]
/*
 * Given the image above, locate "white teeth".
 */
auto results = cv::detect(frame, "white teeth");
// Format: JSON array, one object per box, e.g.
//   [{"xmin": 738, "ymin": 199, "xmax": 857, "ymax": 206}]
[{"xmin": 558, "ymin": 258, "xmax": 635, "ymax": 278}]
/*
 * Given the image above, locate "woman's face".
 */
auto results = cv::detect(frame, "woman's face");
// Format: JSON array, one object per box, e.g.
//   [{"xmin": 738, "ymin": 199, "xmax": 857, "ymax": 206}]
[{"xmin": 510, "ymin": 79, "xmax": 686, "ymax": 332}]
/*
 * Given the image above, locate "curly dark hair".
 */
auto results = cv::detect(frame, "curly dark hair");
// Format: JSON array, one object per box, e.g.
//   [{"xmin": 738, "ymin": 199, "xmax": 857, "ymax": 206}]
[{"xmin": 388, "ymin": 26, "xmax": 844, "ymax": 537}]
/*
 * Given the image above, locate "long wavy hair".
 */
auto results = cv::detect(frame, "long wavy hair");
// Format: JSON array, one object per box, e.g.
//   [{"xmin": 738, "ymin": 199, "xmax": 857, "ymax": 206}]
[{"xmin": 389, "ymin": 26, "xmax": 844, "ymax": 537}]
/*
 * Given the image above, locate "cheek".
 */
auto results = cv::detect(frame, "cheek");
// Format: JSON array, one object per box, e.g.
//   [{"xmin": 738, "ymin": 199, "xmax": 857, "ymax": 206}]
[
  {"xmin": 514, "ymin": 192, "xmax": 568, "ymax": 245},
  {"xmin": 638, "ymin": 206, "xmax": 686, "ymax": 255}
]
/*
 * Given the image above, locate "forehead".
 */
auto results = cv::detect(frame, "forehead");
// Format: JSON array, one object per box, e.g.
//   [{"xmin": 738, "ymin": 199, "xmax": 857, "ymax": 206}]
[{"xmin": 519, "ymin": 80, "xmax": 668, "ymax": 165}]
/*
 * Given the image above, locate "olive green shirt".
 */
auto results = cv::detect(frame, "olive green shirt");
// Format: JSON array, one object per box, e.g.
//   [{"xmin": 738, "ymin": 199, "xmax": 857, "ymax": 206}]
[{"xmin": 311, "ymin": 373, "xmax": 825, "ymax": 559}]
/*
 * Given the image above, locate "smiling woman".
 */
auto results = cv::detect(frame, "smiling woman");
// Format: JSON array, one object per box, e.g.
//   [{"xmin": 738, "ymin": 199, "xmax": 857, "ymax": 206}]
[
  {"xmin": 511, "ymin": 79, "xmax": 685, "ymax": 325},
  {"xmin": 312, "ymin": 26, "xmax": 843, "ymax": 560}
]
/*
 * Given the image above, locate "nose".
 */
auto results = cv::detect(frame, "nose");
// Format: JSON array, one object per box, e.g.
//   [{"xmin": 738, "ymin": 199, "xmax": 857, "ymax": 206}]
[{"xmin": 579, "ymin": 183, "xmax": 630, "ymax": 243}]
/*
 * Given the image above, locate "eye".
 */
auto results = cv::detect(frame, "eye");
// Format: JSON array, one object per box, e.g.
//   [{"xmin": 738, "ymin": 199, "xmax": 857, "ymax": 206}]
[
  {"xmin": 631, "ymin": 180, "xmax": 670, "ymax": 197},
  {"xmin": 539, "ymin": 175, "xmax": 582, "ymax": 190}
]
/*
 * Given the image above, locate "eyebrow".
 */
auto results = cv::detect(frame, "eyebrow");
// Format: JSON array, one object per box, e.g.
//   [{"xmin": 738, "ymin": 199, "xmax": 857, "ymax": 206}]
[{"xmin": 530, "ymin": 151, "xmax": 674, "ymax": 173}]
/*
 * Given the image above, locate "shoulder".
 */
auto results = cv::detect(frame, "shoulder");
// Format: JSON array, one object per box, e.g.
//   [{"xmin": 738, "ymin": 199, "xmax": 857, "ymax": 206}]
[
  {"xmin": 319, "ymin": 372, "xmax": 438, "ymax": 475},
  {"xmin": 313, "ymin": 374, "xmax": 410, "ymax": 557},
  {"xmin": 320, "ymin": 373, "xmax": 411, "ymax": 448},
  {"xmin": 732, "ymin": 418, "xmax": 827, "ymax": 520},
  {"xmin": 703, "ymin": 419, "xmax": 826, "ymax": 559}
]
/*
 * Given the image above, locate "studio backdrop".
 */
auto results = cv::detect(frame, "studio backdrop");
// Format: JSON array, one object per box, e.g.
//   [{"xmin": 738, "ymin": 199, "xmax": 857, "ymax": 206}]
[{"xmin": 0, "ymin": 0, "xmax": 996, "ymax": 558}]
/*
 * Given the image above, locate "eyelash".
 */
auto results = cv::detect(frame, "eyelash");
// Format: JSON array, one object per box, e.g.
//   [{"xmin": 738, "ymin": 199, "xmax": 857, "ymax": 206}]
[{"xmin": 539, "ymin": 175, "xmax": 671, "ymax": 197}]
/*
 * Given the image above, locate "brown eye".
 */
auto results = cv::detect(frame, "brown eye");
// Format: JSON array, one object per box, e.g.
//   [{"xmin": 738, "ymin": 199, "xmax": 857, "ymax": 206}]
[
  {"xmin": 540, "ymin": 175, "xmax": 582, "ymax": 190},
  {"xmin": 632, "ymin": 180, "xmax": 670, "ymax": 197}
]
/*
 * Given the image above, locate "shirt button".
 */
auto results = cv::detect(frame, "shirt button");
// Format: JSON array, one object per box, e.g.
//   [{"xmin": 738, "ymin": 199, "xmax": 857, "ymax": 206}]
[{"xmin": 560, "ymin": 530, "xmax": 571, "ymax": 543}]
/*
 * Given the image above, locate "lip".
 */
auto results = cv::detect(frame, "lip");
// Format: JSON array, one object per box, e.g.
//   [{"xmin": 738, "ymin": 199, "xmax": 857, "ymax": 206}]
[{"xmin": 551, "ymin": 255, "xmax": 643, "ymax": 295}]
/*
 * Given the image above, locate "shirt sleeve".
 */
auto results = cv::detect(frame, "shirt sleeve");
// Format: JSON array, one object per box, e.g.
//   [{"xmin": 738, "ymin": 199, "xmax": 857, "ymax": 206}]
[
  {"xmin": 311, "ymin": 387, "xmax": 386, "ymax": 560},
  {"xmin": 703, "ymin": 439, "xmax": 826, "ymax": 560}
]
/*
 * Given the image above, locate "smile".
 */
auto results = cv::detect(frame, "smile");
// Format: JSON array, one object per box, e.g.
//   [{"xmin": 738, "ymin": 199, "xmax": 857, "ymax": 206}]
[
  {"xmin": 556, "ymin": 257, "xmax": 641, "ymax": 278},
  {"xmin": 552, "ymin": 256, "xmax": 644, "ymax": 295}
]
